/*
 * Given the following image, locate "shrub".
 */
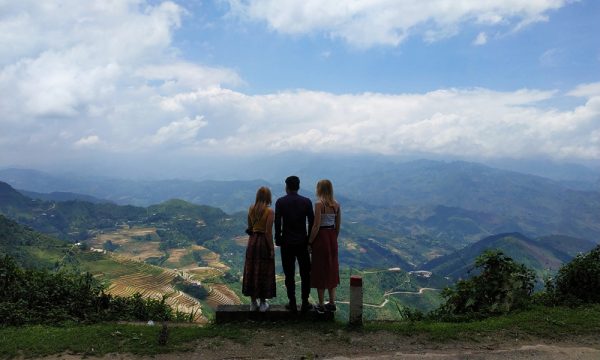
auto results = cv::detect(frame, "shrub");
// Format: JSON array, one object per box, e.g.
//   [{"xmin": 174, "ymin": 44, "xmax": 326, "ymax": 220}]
[
  {"xmin": 435, "ymin": 250, "xmax": 535, "ymax": 320},
  {"xmin": 553, "ymin": 245, "xmax": 600, "ymax": 305},
  {"xmin": 0, "ymin": 255, "xmax": 180, "ymax": 326}
]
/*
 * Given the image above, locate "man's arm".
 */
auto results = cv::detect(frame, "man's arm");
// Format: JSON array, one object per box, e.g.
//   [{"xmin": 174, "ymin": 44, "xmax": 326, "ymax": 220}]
[
  {"xmin": 306, "ymin": 199, "xmax": 314, "ymax": 242},
  {"xmin": 274, "ymin": 199, "xmax": 282, "ymax": 246}
]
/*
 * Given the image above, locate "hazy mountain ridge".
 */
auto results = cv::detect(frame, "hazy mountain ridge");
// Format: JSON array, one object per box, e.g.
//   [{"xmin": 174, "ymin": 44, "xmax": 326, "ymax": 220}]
[
  {"xmin": 0, "ymin": 168, "xmax": 270, "ymax": 213},
  {"xmin": 0, "ymin": 181, "xmax": 419, "ymax": 270},
  {"xmin": 2, "ymin": 158, "xmax": 600, "ymax": 264},
  {"xmin": 19, "ymin": 190, "xmax": 111, "ymax": 204},
  {"xmin": 333, "ymin": 160, "xmax": 600, "ymax": 241},
  {"xmin": 421, "ymin": 232, "xmax": 597, "ymax": 280}
]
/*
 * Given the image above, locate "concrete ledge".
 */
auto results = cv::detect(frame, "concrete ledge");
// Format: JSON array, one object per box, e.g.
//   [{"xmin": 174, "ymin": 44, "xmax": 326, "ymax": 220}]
[{"xmin": 215, "ymin": 304, "xmax": 335, "ymax": 323}]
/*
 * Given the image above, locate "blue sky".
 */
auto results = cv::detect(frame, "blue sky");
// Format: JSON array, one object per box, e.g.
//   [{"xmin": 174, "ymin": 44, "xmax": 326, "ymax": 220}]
[
  {"xmin": 176, "ymin": 0, "xmax": 600, "ymax": 95},
  {"xmin": 0, "ymin": 0, "xmax": 599, "ymax": 177}
]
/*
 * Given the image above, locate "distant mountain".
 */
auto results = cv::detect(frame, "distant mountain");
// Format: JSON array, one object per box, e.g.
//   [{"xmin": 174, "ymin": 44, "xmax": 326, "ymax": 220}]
[
  {"xmin": 0, "ymin": 168, "xmax": 270, "ymax": 212},
  {"xmin": 535, "ymin": 235, "xmax": 598, "ymax": 258},
  {"xmin": 0, "ymin": 180, "xmax": 148, "ymax": 241},
  {"xmin": 19, "ymin": 190, "xmax": 111, "ymax": 204},
  {"xmin": 421, "ymin": 232, "xmax": 597, "ymax": 280},
  {"xmin": 0, "ymin": 180, "xmax": 30, "ymax": 208},
  {"xmin": 3, "ymin": 158, "xmax": 600, "ymax": 263},
  {"xmin": 485, "ymin": 158, "xmax": 600, "ymax": 189},
  {"xmin": 334, "ymin": 160, "xmax": 600, "ymax": 241},
  {"xmin": 2, "ymin": 161, "xmax": 599, "ymax": 242}
]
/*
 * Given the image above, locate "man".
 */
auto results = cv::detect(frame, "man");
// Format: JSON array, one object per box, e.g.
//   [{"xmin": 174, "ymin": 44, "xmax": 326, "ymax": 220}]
[{"xmin": 275, "ymin": 175, "xmax": 314, "ymax": 313}]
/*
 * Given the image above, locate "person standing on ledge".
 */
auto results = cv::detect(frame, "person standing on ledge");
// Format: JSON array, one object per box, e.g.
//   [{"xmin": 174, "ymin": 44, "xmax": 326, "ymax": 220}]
[
  {"xmin": 242, "ymin": 186, "xmax": 276, "ymax": 312},
  {"xmin": 308, "ymin": 179, "xmax": 341, "ymax": 314},
  {"xmin": 275, "ymin": 176, "xmax": 314, "ymax": 313}
]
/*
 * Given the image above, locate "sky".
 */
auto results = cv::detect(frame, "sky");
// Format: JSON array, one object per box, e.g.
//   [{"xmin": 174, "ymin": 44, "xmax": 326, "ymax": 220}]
[{"xmin": 1, "ymin": 0, "xmax": 599, "ymax": 178}]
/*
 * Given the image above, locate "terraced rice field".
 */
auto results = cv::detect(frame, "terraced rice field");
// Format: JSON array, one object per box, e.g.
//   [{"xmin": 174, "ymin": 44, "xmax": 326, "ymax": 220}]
[
  {"xmin": 164, "ymin": 248, "xmax": 192, "ymax": 267},
  {"xmin": 234, "ymin": 235, "xmax": 248, "ymax": 246},
  {"xmin": 90, "ymin": 227, "xmax": 163, "ymax": 261},
  {"xmin": 205, "ymin": 284, "xmax": 241, "ymax": 308},
  {"xmin": 164, "ymin": 245, "xmax": 230, "ymax": 272},
  {"xmin": 83, "ymin": 227, "xmax": 242, "ymax": 321},
  {"xmin": 186, "ymin": 267, "xmax": 224, "ymax": 280},
  {"xmin": 106, "ymin": 263, "xmax": 207, "ymax": 323}
]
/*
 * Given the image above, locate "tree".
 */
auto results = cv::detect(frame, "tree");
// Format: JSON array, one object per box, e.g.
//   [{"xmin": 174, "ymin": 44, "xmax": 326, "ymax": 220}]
[
  {"xmin": 437, "ymin": 250, "xmax": 535, "ymax": 319},
  {"xmin": 553, "ymin": 245, "xmax": 600, "ymax": 305}
]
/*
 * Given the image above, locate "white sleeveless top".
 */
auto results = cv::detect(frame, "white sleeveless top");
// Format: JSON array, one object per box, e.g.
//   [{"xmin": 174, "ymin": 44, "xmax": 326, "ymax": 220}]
[{"xmin": 319, "ymin": 201, "xmax": 337, "ymax": 227}]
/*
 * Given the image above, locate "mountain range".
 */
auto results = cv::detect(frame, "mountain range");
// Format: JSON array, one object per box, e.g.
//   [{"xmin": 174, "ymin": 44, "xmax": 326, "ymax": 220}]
[
  {"xmin": 423, "ymin": 232, "xmax": 597, "ymax": 281},
  {"xmin": 2, "ymin": 158, "xmax": 599, "ymax": 267}
]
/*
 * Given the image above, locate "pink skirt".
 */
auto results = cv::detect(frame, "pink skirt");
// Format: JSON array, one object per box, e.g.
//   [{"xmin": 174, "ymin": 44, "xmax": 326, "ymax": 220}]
[{"xmin": 310, "ymin": 228, "xmax": 340, "ymax": 289}]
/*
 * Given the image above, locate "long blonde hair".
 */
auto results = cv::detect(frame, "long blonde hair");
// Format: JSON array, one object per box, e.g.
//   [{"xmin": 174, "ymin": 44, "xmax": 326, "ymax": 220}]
[
  {"xmin": 316, "ymin": 179, "xmax": 335, "ymax": 208},
  {"xmin": 250, "ymin": 186, "xmax": 272, "ymax": 219}
]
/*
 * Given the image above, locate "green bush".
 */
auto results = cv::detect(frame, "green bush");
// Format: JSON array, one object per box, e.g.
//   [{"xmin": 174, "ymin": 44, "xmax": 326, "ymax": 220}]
[
  {"xmin": 0, "ymin": 255, "xmax": 178, "ymax": 326},
  {"xmin": 552, "ymin": 245, "xmax": 600, "ymax": 305},
  {"xmin": 435, "ymin": 250, "xmax": 535, "ymax": 320}
]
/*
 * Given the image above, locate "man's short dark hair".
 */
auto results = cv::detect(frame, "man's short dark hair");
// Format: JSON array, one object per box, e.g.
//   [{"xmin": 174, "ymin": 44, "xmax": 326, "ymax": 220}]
[{"xmin": 285, "ymin": 176, "xmax": 300, "ymax": 192}]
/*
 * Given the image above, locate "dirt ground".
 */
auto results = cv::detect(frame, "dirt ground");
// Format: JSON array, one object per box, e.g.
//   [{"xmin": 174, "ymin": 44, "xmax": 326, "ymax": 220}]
[{"xmin": 40, "ymin": 327, "xmax": 600, "ymax": 360}]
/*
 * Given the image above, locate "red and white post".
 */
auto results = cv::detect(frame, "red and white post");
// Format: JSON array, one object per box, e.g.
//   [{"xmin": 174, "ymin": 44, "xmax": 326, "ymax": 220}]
[{"xmin": 349, "ymin": 275, "xmax": 363, "ymax": 325}]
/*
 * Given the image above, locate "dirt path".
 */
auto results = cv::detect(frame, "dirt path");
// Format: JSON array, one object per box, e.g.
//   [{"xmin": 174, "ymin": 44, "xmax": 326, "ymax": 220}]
[{"xmin": 40, "ymin": 327, "xmax": 600, "ymax": 360}]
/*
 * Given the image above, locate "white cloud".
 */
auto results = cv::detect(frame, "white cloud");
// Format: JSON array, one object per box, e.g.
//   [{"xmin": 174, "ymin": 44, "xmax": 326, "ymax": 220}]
[
  {"xmin": 226, "ymin": 0, "xmax": 573, "ymax": 48},
  {"xmin": 568, "ymin": 83, "xmax": 600, "ymax": 98},
  {"xmin": 0, "ymin": 0, "xmax": 598, "ymax": 171},
  {"xmin": 0, "ymin": 0, "xmax": 242, "ymax": 159},
  {"xmin": 135, "ymin": 62, "xmax": 243, "ymax": 92},
  {"xmin": 155, "ymin": 84, "xmax": 600, "ymax": 161},
  {"xmin": 150, "ymin": 116, "xmax": 208, "ymax": 145},
  {"xmin": 74, "ymin": 135, "xmax": 101, "ymax": 148},
  {"xmin": 473, "ymin": 32, "xmax": 488, "ymax": 46}
]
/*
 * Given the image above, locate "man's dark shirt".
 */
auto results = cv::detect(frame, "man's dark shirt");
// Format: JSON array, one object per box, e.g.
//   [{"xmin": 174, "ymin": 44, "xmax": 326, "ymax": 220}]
[{"xmin": 275, "ymin": 192, "xmax": 314, "ymax": 246}]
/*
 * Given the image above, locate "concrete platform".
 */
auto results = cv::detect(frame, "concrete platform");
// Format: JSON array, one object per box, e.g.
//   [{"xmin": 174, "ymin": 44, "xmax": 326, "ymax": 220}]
[{"xmin": 215, "ymin": 304, "xmax": 335, "ymax": 323}]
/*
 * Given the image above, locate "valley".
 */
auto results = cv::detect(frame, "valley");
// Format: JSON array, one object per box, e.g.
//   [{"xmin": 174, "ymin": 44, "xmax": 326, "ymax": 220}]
[{"xmin": 1, "ymin": 159, "xmax": 599, "ymax": 322}]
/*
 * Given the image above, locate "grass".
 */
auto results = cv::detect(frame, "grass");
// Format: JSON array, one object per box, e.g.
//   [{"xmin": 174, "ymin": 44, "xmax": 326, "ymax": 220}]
[
  {"xmin": 365, "ymin": 304, "xmax": 600, "ymax": 341},
  {"xmin": 0, "ymin": 323, "xmax": 244, "ymax": 358},
  {"xmin": 1, "ymin": 305, "xmax": 599, "ymax": 358}
]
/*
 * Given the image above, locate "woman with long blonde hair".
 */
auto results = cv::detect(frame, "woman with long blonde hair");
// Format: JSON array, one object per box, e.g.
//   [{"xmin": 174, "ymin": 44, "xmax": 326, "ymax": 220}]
[
  {"xmin": 242, "ymin": 186, "xmax": 276, "ymax": 312},
  {"xmin": 308, "ymin": 179, "xmax": 341, "ymax": 313}
]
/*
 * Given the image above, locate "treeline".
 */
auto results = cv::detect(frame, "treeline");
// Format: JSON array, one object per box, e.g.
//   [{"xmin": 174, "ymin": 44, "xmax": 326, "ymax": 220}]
[
  {"xmin": 412, "ymin": 245, "xmax": 600, "ymax": 321},
  {"xmin": 0, "ymin": 256, "xmax": 192, "ymax": 326}
]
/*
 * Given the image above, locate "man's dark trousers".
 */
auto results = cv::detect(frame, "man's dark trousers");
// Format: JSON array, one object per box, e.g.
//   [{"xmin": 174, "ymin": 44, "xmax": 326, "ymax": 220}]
[{"xmin": 280, "ymin": 243, "xmax": 311, "ymax": 305}]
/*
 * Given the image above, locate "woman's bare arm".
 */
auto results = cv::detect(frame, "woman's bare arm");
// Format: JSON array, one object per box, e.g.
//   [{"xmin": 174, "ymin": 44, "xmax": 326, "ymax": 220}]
[
  {"xmin": 266, "ymin": 209, "xmax": 275, "ymax": 257},
  {"xmin": 335, "ymin": 203, "xmax": 341, "ymax": 236},
  {"xmin": 309, "ymin": 202, "xmax": 322, "ymax": 244}
]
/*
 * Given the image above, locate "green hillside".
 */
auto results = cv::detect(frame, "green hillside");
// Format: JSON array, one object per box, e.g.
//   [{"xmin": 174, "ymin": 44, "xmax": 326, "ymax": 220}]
[
  {"xmin": 421, "ymin": 232, "xmax": 596, "ymax": 281},
  {"xmin": 0, "ymin": 214, "xmax": 70, "ymax": 269}
]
